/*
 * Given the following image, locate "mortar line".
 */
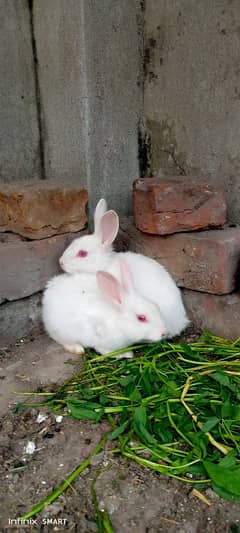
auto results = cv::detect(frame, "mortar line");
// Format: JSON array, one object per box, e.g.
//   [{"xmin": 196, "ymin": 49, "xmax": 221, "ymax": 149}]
[
  {"xmin": 138, "ymin": 0, "xmax": 150, "ymax": 177},
  {"xmin": 28, "ymin": 0, "xmax": 46, "ymax": 179}
]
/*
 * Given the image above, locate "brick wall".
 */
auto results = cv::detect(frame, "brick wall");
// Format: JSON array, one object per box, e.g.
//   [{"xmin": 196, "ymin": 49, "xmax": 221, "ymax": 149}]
[{"xmin": 0, "ymin": 182, "xmax": 87, "ymax": 347}]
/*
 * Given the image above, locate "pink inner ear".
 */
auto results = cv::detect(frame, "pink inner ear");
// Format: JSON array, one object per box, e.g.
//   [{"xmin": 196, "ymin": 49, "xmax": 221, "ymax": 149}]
[
  {"xmin": 100, "ymin": 211, "xmax": 119, "ymax": 246},
  {"xmin": 97, "ymin": 271, "xmax": 122, "ymax": 304}
]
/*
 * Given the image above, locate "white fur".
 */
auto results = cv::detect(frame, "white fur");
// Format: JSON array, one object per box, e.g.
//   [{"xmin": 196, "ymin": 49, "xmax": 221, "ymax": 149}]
[
  {"xmin": 42, "ymin": 268, "xmax": 166, "ymax": 355},
  {"xmin": 59, "ymin": 200, "xmax": 190, "ymax": 338}
]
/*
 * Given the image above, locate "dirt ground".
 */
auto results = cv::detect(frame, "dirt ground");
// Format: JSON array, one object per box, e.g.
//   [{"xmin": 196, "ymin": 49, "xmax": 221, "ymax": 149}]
[{"xmin": 0, "ymin": 334, "xmax": 240, "ymax": 533}]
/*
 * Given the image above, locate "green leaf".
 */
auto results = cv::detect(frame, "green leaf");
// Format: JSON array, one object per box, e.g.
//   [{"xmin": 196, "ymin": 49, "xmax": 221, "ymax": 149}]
[
  {"xmin": 198, "ymin": 330, "xmax": 214, "ymax": 343},
  {"xmin": 212, "ymin": 482, "xmax": 240, "ymax": 503},
  {"xmin": 219, "ymin": 450, "xmax": 237, "ymax": 469},
  {"xmin": 107, "ymin": 420, "xmax": 130, "ymax": 441},
  {"xmin": 201, "ymin": 417, "xmax": 219, "ymax": 433},
  {"xmin": 153, "ymin": 422, "xmax": 173, "ymax": 443},
  {"xmin": 203, "ymin": 461, "xmax": 240, "ymax": 499},
  {"xmin": 120, "ymin": 408, "xmax": 128, "ymax": 424},
  {"xmin": 67, "ymin": 399, "xmax": 103, "ymax": 421},
  {"xmin": 70, "ymin": 407, "xmax": 102, "ymax": 421},
  {"xmin": 133, "ymin": 421, "xmax": 157, "ymax": 446},
  {"xmin": 99, "ymin": 395, "xmax": 109, "ymax": 406},
  {"xmin": 141, "ymin": 373, "xmax": 152, "ymax": 396},
  {"xmin": 182, "ymin": 344, "xmax": 205, "ymax": 361},
  {"xmin": 129, "ymin": 387, "xmax": 142, "ymax": 402},
  {"xmin": 76, "ymin": 385, "xmax": 96, "ymax": 399},
  {"xmin": 133, "ymin": 405, "xmax": 147, "ymax": 427},
  {"xmin": 166, "ymin": 380, "xmax": 179, "ymax": 394},
  {"xmin": 182, "ymin": 344, "xmax": 194, "ymax": 356},
  {"xmin": 232, "ymin": 405, "xmax": 240, "ymax": 421},
  {"xmin": 81, "ymin": 400, "xmax": 104, "ymax": 409},
  {"xmin": 12, "ymin": 402, "xmax": 25, "ymax": 414},
  {"xmin": 187, "ymin": 462, "xmax": 207, "ymax": 476},
  {"xmin": 119, "ymin": 375, "xmax": 135, "ymax": 387},
  {"xmin": 211, "ymin": 372, "xmax": 231, "ymax": 387},
  {"xmin": 221, "ymin": 400, "xmax": 233, "ymax": 418},
  {"xmin": 189, "ymin": 432, "xmax": 208, "ymax": 458}
]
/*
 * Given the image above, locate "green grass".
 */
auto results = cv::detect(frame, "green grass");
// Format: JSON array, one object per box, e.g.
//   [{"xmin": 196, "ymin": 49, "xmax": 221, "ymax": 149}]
[{"xmin": 18, "ymin": 331, "xmax": 240, "ymax": 525}]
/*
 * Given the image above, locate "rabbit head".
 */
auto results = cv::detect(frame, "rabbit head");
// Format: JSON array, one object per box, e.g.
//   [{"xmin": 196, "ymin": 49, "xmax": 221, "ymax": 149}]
[
  {"xmin": 59, "ymin": 198, "xmax": 119, "ymax": 274},
  {"xmin": 97, "ymin": 258, "xmax": 167, "ymax": 345}
]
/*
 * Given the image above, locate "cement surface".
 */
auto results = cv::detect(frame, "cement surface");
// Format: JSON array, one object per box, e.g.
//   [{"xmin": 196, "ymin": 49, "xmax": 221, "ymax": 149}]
[
  {"xmin": 0, "ymin": 334, "xmax": 82, "ymax": 416},
  {"xmin": 0, "ymin": 0, "xmax": 40, "ymax": 182}
]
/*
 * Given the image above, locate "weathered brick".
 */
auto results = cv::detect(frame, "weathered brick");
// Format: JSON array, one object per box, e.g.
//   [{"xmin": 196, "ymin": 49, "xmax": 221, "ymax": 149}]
[
  {"xmin": 183, "ymin": 289, "xmax": 240, "ymax": 341},
  {"xmin": 0, "ymin": 230, "xmax": 86, "ymax": 303},
  {"xmin": 0, "ymin": 180, "xmax": 88, "ymax": 239},
  {"xmin": 116, "ymin": 218, "xmax": 240, "ymax": 295},
  {"xmin": 133, "ymin": 177, "xmax": 227, "ymax": 234}
]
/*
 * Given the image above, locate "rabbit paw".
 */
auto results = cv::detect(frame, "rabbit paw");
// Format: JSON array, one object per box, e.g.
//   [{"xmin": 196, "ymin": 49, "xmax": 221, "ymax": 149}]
[
  {"xmin": 114, "ymin": 350, "xmax": 134, "ymax": 360},
  {"xmin": 63, "ymin": 344, "xmax": 85, "ymax": 355}
]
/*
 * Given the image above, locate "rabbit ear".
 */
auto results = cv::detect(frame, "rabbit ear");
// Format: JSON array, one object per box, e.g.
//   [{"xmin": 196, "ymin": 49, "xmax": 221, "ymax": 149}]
[
  {"xmin": 97, "ymin": 271, "xmax": 123, "ymax": 305},
  {"xmin": 94, "ymin": 199, "xmax": 108, "ymax": 234},
  {"xmin": 99, "ymin": 210, "xmax": 119, "ymax": 246},
  {"xmin": 119, "ymin": 258, "xmax": 133, "ymax": 293}
]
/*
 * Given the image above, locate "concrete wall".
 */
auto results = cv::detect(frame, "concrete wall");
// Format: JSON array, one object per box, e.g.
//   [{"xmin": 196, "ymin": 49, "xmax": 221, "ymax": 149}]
[
  {"xmin": 0, "ymin": 0, "xmax": 142, "ymax": 214},
  {"xmin": 33, "ymin": 0, "xmax": 89, "ymax": 185},
  {"xmin": 82, "ymin": 0, "xmax": 142, "ymax": 215},
  {"xmin": 34, "ymin": 0, "xmax": 142, "ymax": 215},
  {"xmin": 144, "ymin": 0, "xmax": 240, "ymax": 224},
  {"xmin": 0, "ymin": 0, "xmax": 41, "ymax": 182}
]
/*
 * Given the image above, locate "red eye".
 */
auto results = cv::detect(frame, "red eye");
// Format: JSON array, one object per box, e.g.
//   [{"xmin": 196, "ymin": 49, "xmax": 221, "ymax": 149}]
[
  {"xmin": 77, "ymin": 250, "xmax": 88, "ymax": 258},
  {"xmin": 137, "ymin": 314, "xmax": 147, "ymax": 322}
]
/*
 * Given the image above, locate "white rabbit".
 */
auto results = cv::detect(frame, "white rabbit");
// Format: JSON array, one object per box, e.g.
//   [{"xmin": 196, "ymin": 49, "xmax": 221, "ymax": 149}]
[
  {"xmin": 42, "ymin": 258, "xmax": 167, "ymax": 357},
  {"xmin": 59, "ymin": 199, "xmax": 190, "ymax": 338}
]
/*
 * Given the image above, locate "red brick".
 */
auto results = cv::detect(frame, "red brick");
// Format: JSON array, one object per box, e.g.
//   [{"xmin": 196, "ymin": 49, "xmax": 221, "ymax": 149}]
[
  {"xmin": 0, "ymin": 229, "xmax": 86, "ymax": 303},
  {"xmin": 183, "ymin": 289, "xmax": 240, "ymax": 341},
  {"xmin": 116, "ymin": 218, "xmax": 240, "ymax": 295},
  {"xmin": 0, "ymin": 180, "xmax": 88, "ymax": 239},
  {"xmin": 133, "ymin": 177, "xmax": 227, "ymax": 235}
]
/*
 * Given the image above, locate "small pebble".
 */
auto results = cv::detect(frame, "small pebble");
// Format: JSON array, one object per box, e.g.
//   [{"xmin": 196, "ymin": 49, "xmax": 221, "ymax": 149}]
[
  {"xmin": 90, "ymin": 451, "xmax": 105, "ymax": 466},
  {"xmin": 37, "ymin": 413, "xmax": 48, "ymax": 424},
  {"xmin": 24, "ymin": 441, "xmax": 36, "ymax": 454}
]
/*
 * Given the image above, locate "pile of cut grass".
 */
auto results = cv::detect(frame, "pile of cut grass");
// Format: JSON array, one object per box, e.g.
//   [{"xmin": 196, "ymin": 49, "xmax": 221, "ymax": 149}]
[{"xmin": 18, "ymin": 332, "xmax": 240, "ymax": 522}]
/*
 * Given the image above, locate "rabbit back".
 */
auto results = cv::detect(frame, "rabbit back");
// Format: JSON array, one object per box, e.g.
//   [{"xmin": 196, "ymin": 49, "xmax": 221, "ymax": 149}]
[
  {"xmin": 109, "ymin": 251, "xmax": 189, "ymax": 337},
  {"xmin": 42, "ymin": 273, "xmax": 106, "ymax": 349}
]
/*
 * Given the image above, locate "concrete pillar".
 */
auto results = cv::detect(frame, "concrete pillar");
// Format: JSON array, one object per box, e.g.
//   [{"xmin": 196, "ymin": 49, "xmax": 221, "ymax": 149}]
[
  {"xmin": 0, "ymin": 0, "xmax": 41, "ymax": 182},
  {"xmin": 34, "ymin": 0, "xmax": 143, "ymax": 214},
  {"xmin": 33, "ymin": 0, "xmax": 89, "ymax": 185},
  {"xmin": 82, "ymin": 0, "xmax": 143, "ymax": 215}
]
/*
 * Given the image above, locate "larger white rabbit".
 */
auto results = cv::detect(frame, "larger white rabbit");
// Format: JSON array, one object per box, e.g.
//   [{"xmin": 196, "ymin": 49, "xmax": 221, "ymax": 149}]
[
  {"xmin": 59, "ymin": 199, "xmax": 189, "ymax": 338},
  {"xmin": 42, "ymin": 258, "xmax": 166, "ymax": 356}
]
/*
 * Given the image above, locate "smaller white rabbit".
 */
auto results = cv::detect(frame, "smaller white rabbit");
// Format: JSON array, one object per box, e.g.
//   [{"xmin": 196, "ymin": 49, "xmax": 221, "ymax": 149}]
[
  {"xmin": 59, "ymin": 199, "xmax": 190, "ymax": 338},
  {"xmin": 42, "ymin": 258, "xmax": 166, "ymax": 357}
]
